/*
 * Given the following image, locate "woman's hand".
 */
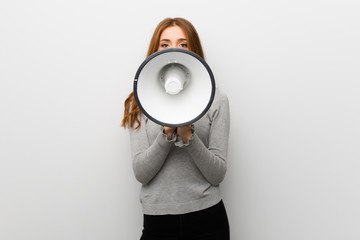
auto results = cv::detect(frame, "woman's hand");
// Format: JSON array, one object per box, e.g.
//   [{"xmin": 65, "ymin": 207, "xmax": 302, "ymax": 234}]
[
  {"xmin": 163, "ymin": 126, "xmax": 176, "ymax": 141},
  {"xmin": 177, "ymin": 125, "xmax": 193, "ymax": 144}
]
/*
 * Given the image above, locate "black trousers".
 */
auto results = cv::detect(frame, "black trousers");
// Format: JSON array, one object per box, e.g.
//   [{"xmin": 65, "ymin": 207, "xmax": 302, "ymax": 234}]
[{"xmin": 140, "ymin": 200, "xmax": 230, "ymax": 240}]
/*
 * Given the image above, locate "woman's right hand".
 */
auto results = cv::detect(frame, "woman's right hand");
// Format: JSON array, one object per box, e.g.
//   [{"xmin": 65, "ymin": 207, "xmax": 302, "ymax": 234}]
[{"xmin": 163, "ymin": 126, "xmax": 176, "ymax": 141}]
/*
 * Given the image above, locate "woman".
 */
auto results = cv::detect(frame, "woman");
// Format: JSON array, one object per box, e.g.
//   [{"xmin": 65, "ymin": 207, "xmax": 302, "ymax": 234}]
[{"xmin": 122, "ymin": 17, "xmax": 231, "ymax": 240}]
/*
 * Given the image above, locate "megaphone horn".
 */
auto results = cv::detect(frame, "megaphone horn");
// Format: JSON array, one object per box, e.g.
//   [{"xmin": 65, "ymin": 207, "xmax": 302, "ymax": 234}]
[{"xmin": 134, "ymin": 48, "xmax": 215, "ymax": 127}]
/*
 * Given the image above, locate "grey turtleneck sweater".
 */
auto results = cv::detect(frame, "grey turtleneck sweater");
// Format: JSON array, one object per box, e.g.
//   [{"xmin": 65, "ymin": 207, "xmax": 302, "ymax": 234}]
[{"xmin": 129, "ymin": 89, "xmax": 230, "ymax": 215}]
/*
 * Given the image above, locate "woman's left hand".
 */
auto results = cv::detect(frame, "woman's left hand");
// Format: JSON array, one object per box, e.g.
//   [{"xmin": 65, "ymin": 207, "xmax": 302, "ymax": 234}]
[{"xmin": 177, "ymin": 125, "xmax": 193, "ymax": 144}]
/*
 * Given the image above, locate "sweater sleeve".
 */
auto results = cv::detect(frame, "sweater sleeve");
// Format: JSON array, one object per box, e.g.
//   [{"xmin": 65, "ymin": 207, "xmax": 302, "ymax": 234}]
[
  {"xmin": 129, "ymin": 115, "xmax": 175, "ymax": 185},
  {"xmin": 181, "ymin": 91, "xmax": 230, "ymax": 186}
]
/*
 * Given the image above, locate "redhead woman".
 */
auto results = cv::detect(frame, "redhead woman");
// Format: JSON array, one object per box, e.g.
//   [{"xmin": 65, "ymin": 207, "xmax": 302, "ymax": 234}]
[{"xmin": 122, "ymin": 17, "xmax": 231, "ymax": 240}]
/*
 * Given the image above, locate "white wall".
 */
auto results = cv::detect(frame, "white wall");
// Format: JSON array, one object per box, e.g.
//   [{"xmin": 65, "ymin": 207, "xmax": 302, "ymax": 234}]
[{"xmin": 1, "ymin": 0, "xmax": 359, "ymax": 239}]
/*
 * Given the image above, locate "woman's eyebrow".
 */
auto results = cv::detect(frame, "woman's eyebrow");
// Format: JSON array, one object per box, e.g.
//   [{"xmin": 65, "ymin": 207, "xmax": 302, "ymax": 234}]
[{"xmin": 160, "ymin": 38, "xmax": 187, "ymax": 42}]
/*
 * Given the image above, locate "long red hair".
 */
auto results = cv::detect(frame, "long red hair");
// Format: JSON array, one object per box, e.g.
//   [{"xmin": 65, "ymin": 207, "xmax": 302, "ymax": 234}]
[{"xmin": 121, "ymin": 18, "xmax": 205, "ymax": 129}]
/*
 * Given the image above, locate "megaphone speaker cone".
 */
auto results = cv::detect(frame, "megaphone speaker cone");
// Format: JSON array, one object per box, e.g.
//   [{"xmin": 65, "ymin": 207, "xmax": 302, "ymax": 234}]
[{"xmin": 160, "ymin": 63, "xmax": 189, "ymax": 95}]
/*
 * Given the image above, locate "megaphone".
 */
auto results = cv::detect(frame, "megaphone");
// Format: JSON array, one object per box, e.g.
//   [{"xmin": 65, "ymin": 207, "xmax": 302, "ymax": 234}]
[{"xmin": 134, "ymin": 48, "xmax": 215, "ymax": 127}]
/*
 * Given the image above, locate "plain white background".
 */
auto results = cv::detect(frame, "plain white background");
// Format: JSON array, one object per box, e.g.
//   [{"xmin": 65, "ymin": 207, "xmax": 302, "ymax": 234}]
[{"xmin": 1, "ymin": 0, "xmax": 359, "ymax": 239}]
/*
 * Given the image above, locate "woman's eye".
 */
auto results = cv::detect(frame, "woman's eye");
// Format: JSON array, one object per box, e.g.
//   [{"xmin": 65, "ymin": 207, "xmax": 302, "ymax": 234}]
[
  {"xmin": 161, "ymin": 44, "xmax": 169, "ymax": 48},
  {"xmin": 180, "ymin": 43, "xmax": 188, "ymax": 48}
]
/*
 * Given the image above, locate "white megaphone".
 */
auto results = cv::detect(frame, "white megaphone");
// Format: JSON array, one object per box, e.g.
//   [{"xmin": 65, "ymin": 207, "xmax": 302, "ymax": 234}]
[{"xmin": 134, "ymin": 48, "xmax": 215, "ymax": 127}]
